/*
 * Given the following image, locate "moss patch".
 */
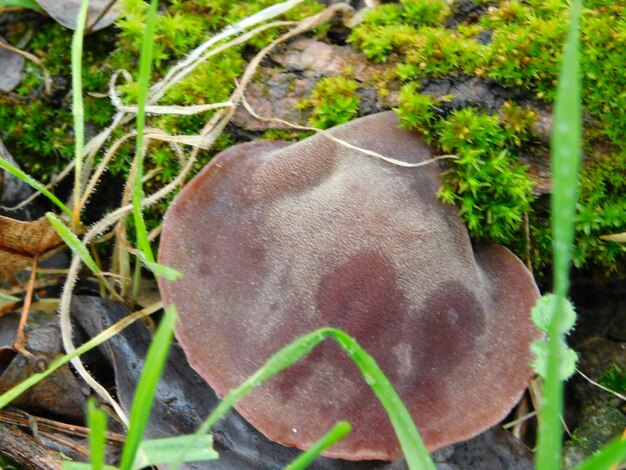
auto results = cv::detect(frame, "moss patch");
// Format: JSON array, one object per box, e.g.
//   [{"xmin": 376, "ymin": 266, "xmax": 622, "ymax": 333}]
[
  {"xmin": 349, "ymin": 0, "xmax": 626, "ymax": 273},
  {"xmin": 0, "ymin": 0, "xmax": 324, "ymax": 225},
  {"xmin": 299, "ymin": 76, "xmax": 361, "ymax": 129}
]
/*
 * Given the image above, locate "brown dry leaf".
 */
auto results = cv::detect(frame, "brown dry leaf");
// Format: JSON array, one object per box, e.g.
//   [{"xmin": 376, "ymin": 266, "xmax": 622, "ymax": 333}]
[
  {"xmin": 0, "ymin": 36, "xmax": 25, "ymax": 92},
  {"xmin": 35, "ymin": 0, "xmax": 119, "ymax": 31},
  {"xmin": 600, "ymin": 232, "xmax": 626, "ymax": 243},
  {"xmin": 0, "ymin": 312, "xmax": 87, "ymax": 421},
  {"xmin": 0, "ymin": 216, "xmax": 62, "ymax": 281}
]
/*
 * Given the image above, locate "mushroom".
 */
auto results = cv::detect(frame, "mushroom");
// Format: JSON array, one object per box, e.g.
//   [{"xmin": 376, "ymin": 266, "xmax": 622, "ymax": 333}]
[{"xmin": 158, "ymin": 111, "xmax": 540, "ymax": 461}]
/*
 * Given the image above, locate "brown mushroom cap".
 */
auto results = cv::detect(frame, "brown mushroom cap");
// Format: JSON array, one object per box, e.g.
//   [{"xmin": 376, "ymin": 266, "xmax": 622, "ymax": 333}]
[{"xmin": 158, "ymin": 112, "xmax": 540, "ymax": 461}]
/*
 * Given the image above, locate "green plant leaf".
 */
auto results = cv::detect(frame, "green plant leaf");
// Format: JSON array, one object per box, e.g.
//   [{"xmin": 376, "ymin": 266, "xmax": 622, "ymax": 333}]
[
  {"xmin": 0, "ymin": 291, "xmax": 20, "ymax": 302},
  {"xmin": 530, "ymin": 339, "xmax": 578, "ymax": 380},
  {"xmin": 0, "ymin": 0, "xmax": 40, "ymax": 8},
  {"xmin": 531, "ymin": 293, "xmax": 576, "ymax": 334},
  {"xmin": 131, "ymin": 0, "xmax": 159, "ymax": 264},
  {"xmin": 574, "ymin": 435, "xmax": 626, "ymax": 470},
  {"xmin": 45, "ymin": 212, "xmax": 101, "ymax": 274},
  {"xmin": 120, "ymin": 305, "xmax": 177, "ymax": 470},
  {"xmin": 0, "ymin": 159, "xmax": 72, "ymax": 217},
  {"xmin": 285, "ymin": 421, "xmax": 351, "ymax": 470},
  {"xmin": 173, "ymin": 327, "xmax": 435, "ymax": 470},
  {"xmin": 132, "ymin": 435, "xmax": 217, "ymax": 469},
  {"xmin": 135, "ymin": 250, "xmax": 182, "ymax": 281},
  {"xmin": 536, "ymin": 0, "xmax": 583, "ymax": 468},
  {"xmin": 87, "ymin": 399, "xmax": 107, "ymax": 470},
  {"xmin": 70, "ymin": 0, "xmax": 90, "ymax": 223}
]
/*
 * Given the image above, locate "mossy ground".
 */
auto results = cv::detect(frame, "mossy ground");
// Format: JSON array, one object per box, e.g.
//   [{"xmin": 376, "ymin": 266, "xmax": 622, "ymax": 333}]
[
  {"xmin": 563, "ymin": 388, "xmax": 626, "ymax": 468},
  {"xmin": 350, "ymin": 0, "xmax": 626, "ymax": 275},
  {"xmin": 0, "ymin": 0, "xmax": 624, "ymax": 274},
  {"xmin": 0, "ymin": 0, "xmax": 323, "ymax": 220}
]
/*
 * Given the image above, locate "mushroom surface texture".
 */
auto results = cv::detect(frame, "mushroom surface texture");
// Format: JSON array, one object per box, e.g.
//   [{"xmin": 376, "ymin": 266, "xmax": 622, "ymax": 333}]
[{"xmin": 158, "ymin": 111, "xmax": 541, "ymax": 461}]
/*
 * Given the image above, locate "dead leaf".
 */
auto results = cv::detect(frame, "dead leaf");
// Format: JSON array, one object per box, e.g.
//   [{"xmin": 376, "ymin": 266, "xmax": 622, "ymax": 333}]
[
  {"xmin": 35, "ymin": 0, "xmax": 119, "ymax": 31},
  {"xmin": 0, "ymin": 216, "xmax": 62, "ymax": 281},
  {"xmin": 0, "ymin": 36, "xmax": 25, "ymax": 92},
  {"xmin": 600, "ymin": 232, "xmax": 626, "ymax": 243},
  {"xmin": 0, "ymin": 311, "xmax": 87, "ymax": 421}
]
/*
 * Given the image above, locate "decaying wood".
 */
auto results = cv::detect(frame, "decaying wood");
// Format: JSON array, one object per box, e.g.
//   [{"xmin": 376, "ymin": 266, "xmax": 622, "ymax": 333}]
[{"xmin": 0, "ymin": 422, "xmax": 64, "ymax": 470}]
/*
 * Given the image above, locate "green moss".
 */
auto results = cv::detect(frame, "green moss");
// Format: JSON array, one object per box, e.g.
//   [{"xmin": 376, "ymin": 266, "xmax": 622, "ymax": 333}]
[
  {"xmin": 300, "ymin": 76, "xmax": 361, "ymax": 129},
  {"xmin": 349, "ymin": 23, "xmax": 418, "ymax": 63},
  {"xmin": 483, "ymin": 0, "xmax": 626, "ymax": 145},
  {"xmin": 0, "ymin": 0, "xmax": 325, "ymax": 188},
  {"xmin": 400, "ymin": 0, "xmax": 451, "ymax": 27},
  {"xmin": 599, "ymin": 364, "xmax": 626, "ymax": 393},
  {"xmin": 564, "ymin": 394, "xmax": 626, "ymax": 468},
  {"xmin": 434, "ymin": 108, "xmax": 535, "ymax": 243},
  {"xmin": 349, "ymin": 0, "xmax": 626, "ymax": 273},
  {"xmin": 351, "ymin": 0, "xmax": 626, "ymax": 147},
  {"xmin": 500, "ymin": 101, "xmax": 537, "ymax": 147},
  {"xmin": 261, "ymin": 128, "xmax": 310, "ymax": 141},
  {"xmin": 396, "ymin": 27, "xmax": 485, "ymax": 80},
  {"xmin": 396, "ymin": 90, "xmax": 536, "ymax": 243},
  {"xmin": 573, "ymin": 151, "xmax": 626, "ymax": 270},
  {"xmin": 395, "ymin": 83, "xmax": 437, "ymax": 141},
  {"xmin": 0, "ymin": 21, "xmax": 115, "ymax": 180}
]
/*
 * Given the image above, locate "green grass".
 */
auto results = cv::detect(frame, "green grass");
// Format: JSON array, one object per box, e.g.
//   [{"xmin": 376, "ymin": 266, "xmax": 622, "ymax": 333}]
[
  {"xmin": 190, "ymin": 327, "xmax": 434, "ymax": 470},
  {"xmin": 119, "ymin": 305, "xmax": 177, "ymax": 470},
  {"xmin": 130, "ymin": 0, "xmax": 159, "ymax": 265},
  {"xmin": 70, "ymin": 0, "xmax": 90, "ymax": 226},
  {"xmin": 87, "ymin": 399, "xmax": 107, "ymax": 470},
  {"xmin": 285, "ymin": 422, "xmax": 352, "ymax": 470},
  {"xmin": 536, "ymin": 0, "xmax": 583, "ymax": 467},
  {"xmin": 350, "ymin": 0, "xmax": 626, "ymax": 274}
]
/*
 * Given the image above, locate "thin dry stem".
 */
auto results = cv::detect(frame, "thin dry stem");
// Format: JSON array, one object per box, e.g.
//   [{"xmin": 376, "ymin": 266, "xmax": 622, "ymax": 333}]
[
  {"xmin": 58, "ymin": 3, "xmax": 355, "ymax": 424},
  {"xmin": 13, "ymin": 256, "xmax": 38, "ymax": 357},
  {"xmin": 502, "ymin": 411, "xmax": 537, "ymax": 430},
  {"xmin": 524, "ymin": 212, "xmax": 533, "ymax": 272},
  {"xmin": 240, "ymin": 93, "xmax": 458, "ymax": 168},
  {"xmin": 0, "ymin": 161, "xmax": 75, "ymax": 212},
  {"xmin": 110, "ymin": 69, "xmax": 233, "ymax": 115},
  {"xmin": 577, "ymin": 368, "xmax": 626, "ymax": 401},
  {"xmin": 0, "ymin": 40, "xmax": 52, "ymax": 95},
  {"xmin": 86, "ymin": 0, "xmax": 118, "ymax": 33}
]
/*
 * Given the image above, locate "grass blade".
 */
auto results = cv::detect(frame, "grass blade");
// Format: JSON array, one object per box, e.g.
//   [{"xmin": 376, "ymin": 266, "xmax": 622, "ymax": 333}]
[
  {"xmin": 71, "ymin": 0, "xmax": 90, "ymax": 224},
  {"xmin": 131, "ymin": 0, "xmax": 159, "ymax": 263},
  {"xmin": 87, "ymin": 399, "xmax": 107, "ymax": 470},
  {"xmin": 64, "ymin": 464, "xmax": 116, "ymax": 470},
  {"xmin": 175, "ymin": 327, "xmax": 434, "ymax": 470},
  {"xmin": 132, "ymin": 435, "xmax": 217, "ymax": 469},
  {"xmin": 0, "ymin": 303, "xmax": 159, "ymax": 410},
  {"xmin": 536, "ymin": 0, "xmax": 583, "ymax": 468},
  {"xmin": 285, "ymin": 421, "xmax": 351, "ymax": 470},
  {"xmin": 574, "ymin": 435, "xmax": 626, "ymax": 470},
  {"xmin": 46, "ymin": 212, "xmax": 101, "ymax": 274},
  {"xmin": 135, "ymin": 250, "xmax": 182, "ymax": 281},
  {"xmin": 0, "ymin": 291, "xmax": 20, "ymax": 302},
  {"xmin": 0, "ymin": 0, "xmax": 40, "ymax": 8},
  {"xmin": 0, "ymin": 159, "xmax": 72, "ymax": 217},
  {"xmin": 119, "ymin": 305, "xmax": 177, "ymax": 470}
]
